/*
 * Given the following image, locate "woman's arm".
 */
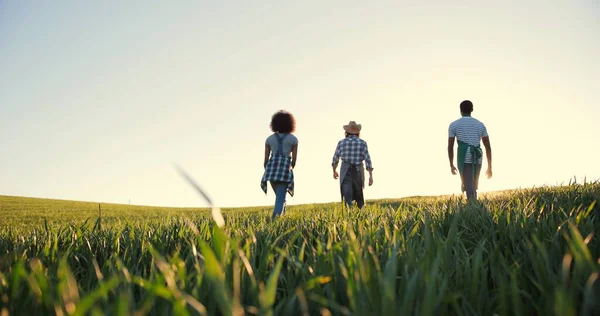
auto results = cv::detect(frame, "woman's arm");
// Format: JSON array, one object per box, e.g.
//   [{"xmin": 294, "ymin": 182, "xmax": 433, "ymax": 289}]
[
  {"xmin": 291, "ymin": 143, "xmax": 298, "ymax": 168},
  {"xmin": 264, "ymin": 144, "xmax": 271, "ymax": 168}
]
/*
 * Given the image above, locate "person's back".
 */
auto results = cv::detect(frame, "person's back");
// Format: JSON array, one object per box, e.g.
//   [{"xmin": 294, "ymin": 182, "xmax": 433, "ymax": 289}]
[
  {"xmin": 448, "ymin": 116, "xmax": 487, "ymax": 165},
  {"xmin": 332, "ymin": 121, "xmax": 374, "ymax": 209},
  {"xmin": 261, "ymin": 111, "xmax": 299, "ymax": 219},
  {"xmin": 447, "ymin": 100, "xmax": 492, "ymax": 201},
  {"xmin": 265, "ymin": 133, "xmax": 298, "ymax": 157},
  {"xmin": 336, "ymin": 136, "xmax": 368, "ymax": 164}
]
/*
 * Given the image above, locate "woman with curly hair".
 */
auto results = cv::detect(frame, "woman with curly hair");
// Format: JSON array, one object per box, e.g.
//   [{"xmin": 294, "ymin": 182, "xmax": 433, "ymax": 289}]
[{"xmin": 260, "ymin": 110, "xmax": 298, "ymax": 219}]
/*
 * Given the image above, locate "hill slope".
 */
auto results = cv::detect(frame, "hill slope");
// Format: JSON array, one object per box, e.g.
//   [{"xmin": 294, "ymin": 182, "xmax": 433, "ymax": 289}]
[{"xmin": 1, "ymin": 182, "xmax": 598, "ymax": 230}]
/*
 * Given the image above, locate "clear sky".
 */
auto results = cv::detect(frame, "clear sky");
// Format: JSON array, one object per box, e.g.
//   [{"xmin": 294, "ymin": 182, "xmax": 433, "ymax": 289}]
[{"xmin": 1, "ymin": 0, "xmax": 599, "ymax": 208}]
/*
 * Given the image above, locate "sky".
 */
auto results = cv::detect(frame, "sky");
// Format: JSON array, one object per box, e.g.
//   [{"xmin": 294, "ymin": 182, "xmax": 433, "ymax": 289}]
[{"xmin": 1, "ymin": 0, "xmax": 599, "ymax": 208}]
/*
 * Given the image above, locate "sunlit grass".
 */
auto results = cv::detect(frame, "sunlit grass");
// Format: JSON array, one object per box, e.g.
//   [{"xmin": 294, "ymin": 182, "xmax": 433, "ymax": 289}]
[{"xmin": 0, "ymin": 181, "xmax": 599, "ymax": 315}]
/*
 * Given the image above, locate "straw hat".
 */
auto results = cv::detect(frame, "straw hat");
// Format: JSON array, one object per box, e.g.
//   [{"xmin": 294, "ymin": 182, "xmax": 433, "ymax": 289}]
[{"xmin": 343, "ymin": 121, "xmax": 362, "ymax": 134}]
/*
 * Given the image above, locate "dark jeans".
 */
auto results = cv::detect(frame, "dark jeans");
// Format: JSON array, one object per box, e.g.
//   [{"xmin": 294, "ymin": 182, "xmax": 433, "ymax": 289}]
[
  {"xmin": 341, "ymin": 167, "xmax": 364, "ymax": 209},
  {"xmin": 460, "ymin": 163, "xmax": 482, "ymax": 201}
]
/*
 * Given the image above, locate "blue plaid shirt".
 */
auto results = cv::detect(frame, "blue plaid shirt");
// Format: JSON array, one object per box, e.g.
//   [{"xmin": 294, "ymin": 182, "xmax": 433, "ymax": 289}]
[{"xmin": 332, "ymin": 135, "xmax": 373, "ymax": 170}]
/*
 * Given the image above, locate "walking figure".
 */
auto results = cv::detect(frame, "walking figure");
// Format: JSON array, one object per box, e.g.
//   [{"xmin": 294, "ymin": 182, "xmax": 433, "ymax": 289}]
[
  {"xmin": 261, "ymin": 110, "xmax": 298, "ymax": 219},
  {"xmin": 448, "ymin": 100, "xmax": 492, "ymax": 201},
  {"xmin": 332, "ymin": 121, "xmax": 374, "ymax": 209}
]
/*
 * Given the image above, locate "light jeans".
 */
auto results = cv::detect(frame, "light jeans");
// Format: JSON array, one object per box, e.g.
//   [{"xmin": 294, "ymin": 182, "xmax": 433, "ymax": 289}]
[{"xmin": 270, "ymin": 181, "xmax": 287, "ymax": 218}]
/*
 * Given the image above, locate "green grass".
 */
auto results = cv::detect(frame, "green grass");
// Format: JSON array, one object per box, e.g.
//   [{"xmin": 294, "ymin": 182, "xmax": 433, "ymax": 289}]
[{"xmin": 0, "ymin": 182, "xmax": 599, "ymax": 315}]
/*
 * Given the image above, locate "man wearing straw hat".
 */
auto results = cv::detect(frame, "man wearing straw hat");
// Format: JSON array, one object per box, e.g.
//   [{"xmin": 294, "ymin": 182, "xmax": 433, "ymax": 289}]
[{"xmin": 331, "ymin": 121, "xmax": 374, "ymax": 209}]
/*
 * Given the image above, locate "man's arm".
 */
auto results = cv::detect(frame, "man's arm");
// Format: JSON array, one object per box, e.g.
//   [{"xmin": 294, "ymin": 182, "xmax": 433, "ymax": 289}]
[
  {"xmin": 482, "ymin": 136, "xmax": 492, "ymax": 178},
  {"xmin": 448, "ymin": 137, "xmax": 457, "ymax": 175},
  {"xmin": 264, "ymin": 144, "xmax": 271, "ymax": 168},
  {"xmin": 366, "ymin": 169, "xmax": 373, "ymax": 186},
  {"xmin": 332, "ymin": 143, "xmax": 341, "ymax": 179},
  {"xmin": 291, "ymin": 144, "xmax": 298, "ymax": 168},
  {"xmin": 363, "ymin": 143, "xmax": 374, "ymax": 186}
]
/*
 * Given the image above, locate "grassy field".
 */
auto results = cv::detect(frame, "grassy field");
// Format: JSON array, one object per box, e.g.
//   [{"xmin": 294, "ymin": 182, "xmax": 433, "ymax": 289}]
[{"xmin": 0, "ymin": 182, "xmax": 599, "ymax": 315}]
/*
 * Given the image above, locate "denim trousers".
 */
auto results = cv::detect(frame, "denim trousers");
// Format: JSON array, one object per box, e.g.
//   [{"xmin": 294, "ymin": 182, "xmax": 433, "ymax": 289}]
[
  {"xmin": 341, "ymin": 166, "xmax": 364, "ymax": 209},
  {"xmin": 270, "ymin": 181, "xmax": 288, "ymax": 218},
  {"xmin": 460, "ymin": 163, "xmax": 482, "ymax": 201}
]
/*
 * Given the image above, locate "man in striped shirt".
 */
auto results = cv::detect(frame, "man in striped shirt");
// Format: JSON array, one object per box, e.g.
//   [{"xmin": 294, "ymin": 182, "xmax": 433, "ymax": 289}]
[
  {"xmin": 332, "ymin": 121, "xmax": 374, "ymax": 209},
  {"xmin": 448, "ymin": 100, "xmax": 492, "ymax": 201}
]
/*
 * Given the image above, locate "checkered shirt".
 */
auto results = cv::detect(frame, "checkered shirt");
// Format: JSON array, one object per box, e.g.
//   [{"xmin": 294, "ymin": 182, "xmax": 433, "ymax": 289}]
[
  {"xmin": 261, "ymin": 134, "xmax": 294, "ymax": 196},
  {"xmin": 331, "ymin": 135, "xmax": 373, "ymax": 170}
]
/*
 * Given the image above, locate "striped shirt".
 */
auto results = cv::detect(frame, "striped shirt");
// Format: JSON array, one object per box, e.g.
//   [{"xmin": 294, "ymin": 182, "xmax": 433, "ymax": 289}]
[
  {"xmin": 448, "ymin": 116, "xmax": 488, "ymax": 164},
  {"xmin": 331, "ymin": 135, "xmax": 373, "ymax": 170}
]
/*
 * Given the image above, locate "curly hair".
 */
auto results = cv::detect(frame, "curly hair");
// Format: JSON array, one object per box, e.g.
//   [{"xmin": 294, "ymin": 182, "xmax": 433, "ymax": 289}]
[{"xmin": 270, "ymin": 110, "xmax": 296, "ymax": 133}]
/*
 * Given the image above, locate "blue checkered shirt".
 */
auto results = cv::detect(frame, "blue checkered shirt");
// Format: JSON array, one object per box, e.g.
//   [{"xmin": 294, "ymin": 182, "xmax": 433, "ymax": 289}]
[
  {"xmin": 331, "ymin": 135, "xmax": 373, "ymax": 170},
  {"xmin": 261, "ymin": 134, "xmax": 294, "ymax": 196}
]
